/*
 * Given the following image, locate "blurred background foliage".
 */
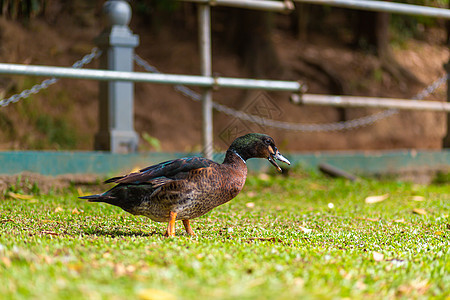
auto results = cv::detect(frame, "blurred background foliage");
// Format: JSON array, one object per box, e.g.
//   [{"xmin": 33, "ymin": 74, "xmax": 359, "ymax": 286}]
[{"xmin": 0, "ymin": 0, "xmax": 447, "ymax": 150}]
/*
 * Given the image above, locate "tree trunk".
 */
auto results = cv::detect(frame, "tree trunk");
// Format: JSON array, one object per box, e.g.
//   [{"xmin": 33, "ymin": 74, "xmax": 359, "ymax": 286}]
[
  {"xmin": 291, "ymin": 3, "xmax": 309, "ymax": 41},
  {"xmin": 355, "ymin": 11, "xmax": 421, "ymax": 85},
  {"xmin": 227, "ymin": 10, "xmax": 281, "ymax": 78}
]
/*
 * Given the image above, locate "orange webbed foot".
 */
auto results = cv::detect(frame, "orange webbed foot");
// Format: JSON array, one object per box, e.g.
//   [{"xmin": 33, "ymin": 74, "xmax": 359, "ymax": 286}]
[
  {"xmin": 182, "ymin": 219, "xmax": 195, "ymax": 236},
  {"xmin": 164, "ymin": 211, "xmax": 177, "ymax": 237}
]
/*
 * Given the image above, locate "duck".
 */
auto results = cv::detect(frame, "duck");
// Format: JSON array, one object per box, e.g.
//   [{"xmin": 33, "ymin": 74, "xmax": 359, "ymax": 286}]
[{"xmin": 79, "ymin": 133, "xmax": 290, "ymax": 237}]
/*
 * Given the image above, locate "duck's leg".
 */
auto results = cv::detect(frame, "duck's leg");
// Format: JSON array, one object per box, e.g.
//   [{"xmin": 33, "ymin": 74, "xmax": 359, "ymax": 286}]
[
  {"xmin": 164, "ymin": 211, "xmax": 177, "ymax": 237},
  {"xmin": 182, "ymin": 220, "xmax": 195, "ymax": 236}
]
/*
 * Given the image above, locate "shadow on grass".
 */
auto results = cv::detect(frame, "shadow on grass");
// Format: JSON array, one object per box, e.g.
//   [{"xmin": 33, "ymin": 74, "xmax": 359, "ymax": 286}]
[{"xmin": 84, "ymin": 227, "xmax": 162, "ymax": 237}]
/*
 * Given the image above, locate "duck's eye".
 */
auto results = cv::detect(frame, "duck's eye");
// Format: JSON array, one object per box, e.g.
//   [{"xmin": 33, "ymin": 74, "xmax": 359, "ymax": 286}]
[{"xmin": 264, "ymin": 139, "xmax": 271, "ymax": 145}]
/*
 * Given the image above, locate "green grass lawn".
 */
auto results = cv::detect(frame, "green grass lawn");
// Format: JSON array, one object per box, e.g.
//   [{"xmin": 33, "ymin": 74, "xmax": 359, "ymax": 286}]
[{"xmin": 0, "ymin": 170, "xmax": 449, "ymax": 299}]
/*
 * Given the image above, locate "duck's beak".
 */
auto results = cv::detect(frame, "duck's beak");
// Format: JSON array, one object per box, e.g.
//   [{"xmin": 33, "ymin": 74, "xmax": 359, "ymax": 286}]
[{"xmin": 268, "ymin": 149, "xmax": 291, "ymax": 172}]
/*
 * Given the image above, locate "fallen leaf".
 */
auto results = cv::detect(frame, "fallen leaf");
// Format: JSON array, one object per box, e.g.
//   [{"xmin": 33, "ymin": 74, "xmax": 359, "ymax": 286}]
[
  {"xmin": 41, "ymin": 231, "xmax": 59, "ymax": 236},
  {"xmin": 356, "ymin": 280, "xmax": 367, "ymax": 290},
  {"xmin": 339, "ymin": 269, "xmax": 352, "ymax": 280},
  {"xmin": 246, "ymin": 191, "xmax": 257, "ymax": 198},
  {"xmin": 247, "ymin": 237, "xmax": 283, "ymax": 243},
  {"xmin": 411, "ymin": 196, "xmax": 425, "ymax": 202},
  {"xmin": 67, "ymin": 263, "xmax": 83, "ymax": 272},
  {"xmin": 412, "ymin": 208, "xmax": 427, "ymax": 215},
  {"xmin": 293, "ymin": 277, "xmax": 305, "ymax": 287},
  {"xmin": 299, "ymin": 226, "xmax": 312, "ymax": 234},
  {"xmin": 114, "ymin": 263, "xmax": 126, "ymax": 276},
  {"xmin": 126, "ymin": 265, "xmax": 136, "ymax": 273},
  {"xmin": 54, "ymin": 207, "xmax": 64, "ymax": 212},
  {"xmin": 137, "ymin": 288, "xmax": 176, "ymax": 300},
  {"xmin": 372, "ymin": 251, "xmax": 384, "ymax": 261},
  {"xmin": 356, "ymin": 217, "xmax": 380, "ymax": 222},
  {"xmin": 245, "ymin": 202, "xmax": 255, "ymax": 208},
  {"xmin": 72, "ymin": 208, "xmax": 83, "ymax": 215},
  {"xmin": 77, "ymin": 187, "xmax": 88, "ymax": 197},
  {"xmin": 365, "ymin": 194, "xmax": 389, "ymax": 204},
  {"xmin": 434, "ymin": 231, "xmax": 443, "ymax": 235},
  {"xmin": 1, "ymin": 257, "xmax": 11, "ymax": 267},
  {"xmin": 7, "ymin": 192, "xmax": 34, "ymax": 200},
  {"xmin": 308, "ymin": 183, "xmax": 327, "ymax": 190},
  {"xmin": 42, "ymin": 256, "xmax": 53, "ymax": 264},
  {"xmin": 397, "ymin": 279, "xmax": 429, "ymax": 296},
  {"xmin": 258, "ymin": 173, "xmax": 270, "ymax": 181}
]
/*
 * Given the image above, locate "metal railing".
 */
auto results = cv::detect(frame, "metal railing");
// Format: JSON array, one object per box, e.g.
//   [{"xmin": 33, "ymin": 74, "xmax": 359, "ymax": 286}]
[
  {"xmin": 295, "ymin": 0, "xmax": 450, "ymax": 19},
  {"xmin": 133, "ymin": 55, "xmax": 448, "ymax": 132},
  {"xmin": 181, "ymin": 0, "xmax": 294, "ymax": 12},
  {"xmin": 0, "ymin": 63, "xmax": 304, "ymax": 91},
  {"xmin": 0, "ymin": 0, "xmax": 449, "ymax": 154}
]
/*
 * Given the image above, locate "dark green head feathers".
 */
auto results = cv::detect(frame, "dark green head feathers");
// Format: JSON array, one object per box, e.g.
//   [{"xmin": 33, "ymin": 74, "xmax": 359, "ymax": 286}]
[{"xmin": 227, "ymin": 133, "xmax": 290, "ymax": 172}]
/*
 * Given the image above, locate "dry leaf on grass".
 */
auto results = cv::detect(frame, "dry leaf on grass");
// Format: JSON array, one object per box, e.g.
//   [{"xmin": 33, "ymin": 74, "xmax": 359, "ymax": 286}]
[
  {"xmin": 410, "ymin": 196, "xmax": 425, "ymax": 202},
  {"xmin": 397, "ymin": 279, "xmax": 430, "ymax": 296},
  {"xmin": 114, "ymin": 263, "xmax": 137, "ymax": 276},
  {"xmin": 365, "ymin": 194, "xmax": 389, "ymax": 204},
  {"xmin": 245, "ymin": 202, "xmax": 255, "ymax": 208},
  {"xmin": 41, "ymin": 231, "xmax": 59, "ymax": 236},
  {"xmin": 293, "ymin": 277, "xmax": 305, "ymax": 287},
  {"xmin": 246, "ymin": 191, "xmax": 257, "ymax": 198},
  {"xmin": 71, "ymin": 208, "xmax": 83, "ymax": 215},
  {"xmin": 258, "ymin": 173, "xmax": 270, "ymax": 181},
  {"xmin": 356, "ymin": 217, "xmax": 380, "ymax": 222},
  {"xmin": 247, "ymin": 237, "xmax": 283, "ymax": 243},
  {"xmin": 308, "ymin": 183, "xmax": 327, "ymax": 190},
  {"xmin": 372, "ymin": 251, "xmax": 384, "ymax": 261},
  {"xmin": 67, "ymin": 263, "xmax": 83, "ymax": 272},
  {"xmin": 54, "ymin": 207, "xmax": 64, "ymax": 212},
  {"xmin": 412, "ymin": 208, "xmax": 427, "ymax": 215},
  {"xmin": 77, "ymin": 187, "xmax": 89, "ymax": 197},
  {"xmin": 6, "ymin": 192, "xmax": 34, "ymax": 200},
  {"xmin": 114, "ymin": 263, "xmax": 127, "ymax": 276},
  {"xmin": 1, "ymin": 257, "xmax": 11, "ymax": 268},
  {"xmin": 299, "ymin": 226, "xmax": 313, "ymax": 234},
  {"xmin": 137, "ymin": 289, "xmax": 176, "ymax": 300}
]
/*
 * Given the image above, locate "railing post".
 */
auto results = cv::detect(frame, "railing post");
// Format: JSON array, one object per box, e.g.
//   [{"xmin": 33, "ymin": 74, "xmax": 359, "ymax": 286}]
[
  {"xmin": 94, "ymin": 0, "xmax": 139, "ymax": 153},
  {"xmin": 444, "ymin": 61, "xmax": 450, "ymax": 148},
  {"xmin": 198, "ymin": 4, "xmax": 214, "ymax": 160}
]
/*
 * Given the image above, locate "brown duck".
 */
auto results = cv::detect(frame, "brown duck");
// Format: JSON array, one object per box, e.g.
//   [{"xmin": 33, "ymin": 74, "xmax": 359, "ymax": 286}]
[{"xmin": 80, "ymin": 133, "xmax": 290, "ymax": 236}]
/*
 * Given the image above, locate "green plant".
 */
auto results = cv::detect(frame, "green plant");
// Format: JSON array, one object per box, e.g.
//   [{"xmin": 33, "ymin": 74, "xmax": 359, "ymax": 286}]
[{"xmin": 141, "ymin": 132, "xmax": 161, "ymax": 151}]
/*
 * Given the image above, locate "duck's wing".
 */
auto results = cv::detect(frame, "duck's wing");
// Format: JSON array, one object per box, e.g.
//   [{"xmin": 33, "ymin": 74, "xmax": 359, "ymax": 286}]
[{"xmin": 105, "ymin": 157, "xmax": 218, "ymax": 184}]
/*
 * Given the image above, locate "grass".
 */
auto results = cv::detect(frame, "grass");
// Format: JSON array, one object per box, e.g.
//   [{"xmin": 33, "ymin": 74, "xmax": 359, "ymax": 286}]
[{"xmin": 0, "ymin": 170, "xmax": 449, "ymax": 299}]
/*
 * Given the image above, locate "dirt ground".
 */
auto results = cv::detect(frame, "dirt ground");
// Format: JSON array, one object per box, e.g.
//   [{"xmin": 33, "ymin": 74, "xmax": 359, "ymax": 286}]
[{"xmin": 0, "ymin": 7, "xmax": 448, "ymax": 152}]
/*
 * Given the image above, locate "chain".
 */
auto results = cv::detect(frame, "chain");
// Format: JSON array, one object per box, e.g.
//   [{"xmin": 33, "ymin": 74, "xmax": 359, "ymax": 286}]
[
  {"xmin": 134, "ymin": 54, "xmax": 447, "ymax": 132},
  {"xmin": 0, "ymin": 47, "xmax": 102, "ymax": 108},
  {"xmin": 134, "ymin": 54, "xmax": 203, "ymax": 101},
  {"xmin": 412, "ymin": 74, "xmax": 448, "ymax": 100}
]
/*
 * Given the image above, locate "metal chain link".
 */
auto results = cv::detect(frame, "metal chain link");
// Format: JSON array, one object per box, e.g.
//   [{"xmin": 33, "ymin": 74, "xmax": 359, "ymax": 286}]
[
  {"xmin": 134, "ymin": 54, "xmax": 447, "ymax": 132},
  {"xmin": 0, "ymin": 47, "xmax": 102, "ymax": 108}
]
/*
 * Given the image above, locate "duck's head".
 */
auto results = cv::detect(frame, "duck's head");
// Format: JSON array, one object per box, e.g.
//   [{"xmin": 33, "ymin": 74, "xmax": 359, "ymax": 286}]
[{"xmin": 229, "ymin": 133, "xmax": 291, "ymax": 172}]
